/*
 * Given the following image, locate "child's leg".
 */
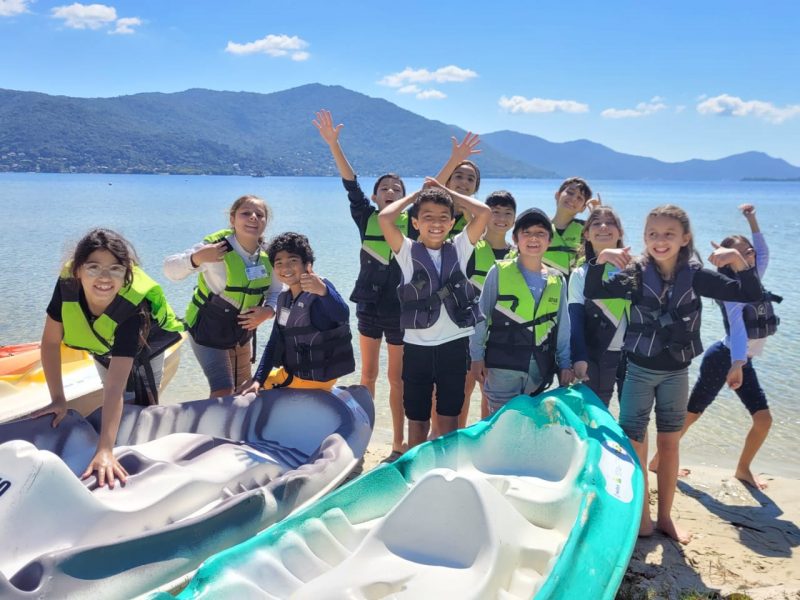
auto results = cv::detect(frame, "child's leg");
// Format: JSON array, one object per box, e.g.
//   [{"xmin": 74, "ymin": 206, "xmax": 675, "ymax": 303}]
[
  {"xmin": 586, "ymin": 351, "xmax": 623, "ymax": 407},
  {"xmin": 230, "ymin": 342, "xmax": 252, "ymax": 389},
  {"xmin": 618, "ymin": 362, "xmax": 660, "ymax": 536},
  {"xmin": 386, "ymin": 341, "xmax": 406, "ymax": 453},
  {"xmin": 402, "ymin": 343, "xmax": 435, "ymax": 448},
  {"xmin": 358, "ymin": 334, "xmax": 381, "ymax": 399},
  {"xmin": 653, "ymin": 367, "xmax": 692, "ymax": 544},
  {"xmin": 734, "ymin": 361, "xmax": 771, "ymax": 489},
  {"xmin": 484, "ymin": 368, "xmax": 528, "ymax": 415},
  {"xmin": 458, "ymin": 371, "xmax": 477, "ymax": 429},
  {"xmin": 433, "ymin": 338, "xmax": 470, "ymax": 437},
  {"xmin": 650, "ymin": 341, "xmax": 729, "ymax": 473},
  {"xmin": 189, "ymin": 336, "xmax": 234, "ymax": 397}
]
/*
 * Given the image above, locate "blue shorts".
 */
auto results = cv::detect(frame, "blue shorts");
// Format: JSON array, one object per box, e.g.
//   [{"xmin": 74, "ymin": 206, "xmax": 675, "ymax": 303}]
[
  {"xmin": 619, "ymin": 362, "xmax": 689, "ymax": 443},
  {"xmin": 687, "ymin": 341, "xmax": 768, "ymax": 415},
  {"xmin": 190, "ymin": 336, "xmax": 252, "ymax": 392}
]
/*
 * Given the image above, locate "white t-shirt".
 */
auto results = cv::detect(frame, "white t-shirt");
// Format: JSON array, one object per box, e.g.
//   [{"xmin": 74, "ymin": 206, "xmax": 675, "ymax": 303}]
[{"xmin": 395, "ymin": 231, "xmax": 476, "ymax": 346}]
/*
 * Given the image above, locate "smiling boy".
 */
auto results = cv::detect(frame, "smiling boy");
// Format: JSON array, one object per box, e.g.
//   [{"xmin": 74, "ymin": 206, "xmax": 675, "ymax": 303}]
[
  {"xmin": 470, "ymin": 208, "xmax": 574, "ymax": 414},
  {"xmin": 379, "ymin": 178, "xmax": 491, "ymax": 448}
]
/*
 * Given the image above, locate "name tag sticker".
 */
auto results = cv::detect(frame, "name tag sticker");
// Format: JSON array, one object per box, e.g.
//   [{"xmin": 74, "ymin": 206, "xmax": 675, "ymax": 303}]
[
  {"xmin": 277, "ymin": 309, "xmax": 289, "ymax": 326},
  {"xmin": 246, "ymin": 265, "xmax": 267, "ymax": 281}
]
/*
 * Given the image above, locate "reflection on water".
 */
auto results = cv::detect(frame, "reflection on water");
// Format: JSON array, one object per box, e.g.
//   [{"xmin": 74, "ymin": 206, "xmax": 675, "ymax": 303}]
[{"xmin": 2, "ymin": 173, "xmax": 798, "ymax": 477}]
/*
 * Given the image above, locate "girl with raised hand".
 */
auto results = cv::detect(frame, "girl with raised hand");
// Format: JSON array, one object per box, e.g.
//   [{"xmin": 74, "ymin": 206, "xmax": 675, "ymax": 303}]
[
  {"xmin": 313, "ymin": 109, "xmax": 407, "ymax": 461},
  {"xmin": 650, "ymin": 204, "xmax": 779, "ymax": 490},
  {"xmin": 34, "ymin": 228, "xmax": 184, "ymax": 488},
  {"xmin": 164, "ymin": 195, "xmax": 281, "ymax": 397},
  {"xmin": 585, "ymin": 204, "xmax": 762, "ymax": 544},
  {"xmin": 568, "ymin": 205, "xmax": 629, "ymax": 406}
]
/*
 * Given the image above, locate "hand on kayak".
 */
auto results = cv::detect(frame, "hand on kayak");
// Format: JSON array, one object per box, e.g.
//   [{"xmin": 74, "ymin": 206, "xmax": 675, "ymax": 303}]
[
  {"xmin": 238, "ymin": 305, "xmax": 274, "ymax": 330},
  {"xmin": 559, "ymin": 368, "xmax": 576, "ymax": 387},
  {"xmin": 82, "ymin": 447, "xmax": 128, "ymax": 489},
  {"xmin": 31, "ymin": 398, "xmax": 68, "ymax": 427},
  {"xmin": 573, "ymin": 361, "xmax": 590, "ymax": 383},
  {"xmin": 236, "ymin": 377, "xmax": 261, "ymax": 396}
]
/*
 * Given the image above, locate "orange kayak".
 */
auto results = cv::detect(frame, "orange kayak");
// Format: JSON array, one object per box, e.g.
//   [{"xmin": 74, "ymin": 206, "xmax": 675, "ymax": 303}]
[{"xmin": 0, "ymin": 344, "xmax": 42, "ymax": 376}]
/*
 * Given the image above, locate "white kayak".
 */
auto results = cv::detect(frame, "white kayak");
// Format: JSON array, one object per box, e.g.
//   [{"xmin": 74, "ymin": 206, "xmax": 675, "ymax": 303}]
[{"xmin": 0, "ymin": 385, "xmax": 374, "ymax": 599}]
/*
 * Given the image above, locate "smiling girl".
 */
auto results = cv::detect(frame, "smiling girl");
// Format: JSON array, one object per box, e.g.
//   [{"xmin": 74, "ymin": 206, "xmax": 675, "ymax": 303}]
[
  {"xmin": 34, "ymin": 228, "xmax": 184, "ymax": 488},
  {"xmin": 164, "ymin": 195, "xmax": 282, "ymax": 397},
  {"xmin": 585, "ymin": 204, "xmax": 762, "ymax": 544}
]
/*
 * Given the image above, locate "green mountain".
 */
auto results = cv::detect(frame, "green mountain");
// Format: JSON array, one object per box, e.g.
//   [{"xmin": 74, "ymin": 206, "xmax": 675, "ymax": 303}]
[{"xmin": 0, "ymin": 85, "xmax": 554, "ymax": 178}]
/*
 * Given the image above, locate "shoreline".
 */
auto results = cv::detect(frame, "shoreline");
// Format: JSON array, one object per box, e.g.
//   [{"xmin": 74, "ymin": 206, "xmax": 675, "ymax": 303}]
[{"xmin": 359, "ymin": 441, "xmax": 800, "ymax": 599}]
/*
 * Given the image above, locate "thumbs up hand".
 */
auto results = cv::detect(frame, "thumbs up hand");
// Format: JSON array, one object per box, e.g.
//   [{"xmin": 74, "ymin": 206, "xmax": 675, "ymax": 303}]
[
  {"xmin": 708, "ymin": 241, "xmax": 748, "ymax": 271},
  {"xmin": 300, "ymin": 263, "xmax": 328, "ymax": 296}
]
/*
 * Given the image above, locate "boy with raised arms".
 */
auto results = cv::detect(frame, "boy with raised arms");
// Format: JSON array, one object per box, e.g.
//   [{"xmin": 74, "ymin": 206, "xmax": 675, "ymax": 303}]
[
  {"xmin": 379, "ymin": 178, "xmax": 491, "ymax": 448},
  {"xmin": 470, "ymin": 208, "xmax": 574, "ymax": 414}
]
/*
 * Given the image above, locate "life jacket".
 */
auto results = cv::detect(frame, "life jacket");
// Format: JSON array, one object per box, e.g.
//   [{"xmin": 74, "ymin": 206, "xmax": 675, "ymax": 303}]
[
  {"xmin": 719, "ymin": 285, "xmax": 781, "ymax": 340},
  {"xmin": 274, "ymin": 288, "xmax": 355, "ymax": 382},
  {"xmin": 584, "ymin": 264, "xmax": 631, "ymax": 361},
  {"xmin": 184, "ymin": 229, "xmax": 273, "ymax": 349},
  {"xmin": 398, "ymin": 240, "xmax": 482, "ymax": 330},
  {"xmin": 484, "ymin": 260, "xmax": 563, "ymax": 390},
  {"xmin": 624, "ymin": 260, "xmax": 702, "ymax": 363},
  {"xmin": 447, "ymin": 213, "xmax": 468, "ymax": 239},
  {"xmin": 467, "ymin": 240, "xmax": 513, "ymax": 290},
  {"xmin": 59, "ymin": 264, "xmax": 184, "ymax": 405},
  {"xmin": 543, "ymin": 219, "xmax": 585, "ymax": 276},
  {"xmin": 350, "ymin": 211, "xmax": 408, "ymax": 306}
]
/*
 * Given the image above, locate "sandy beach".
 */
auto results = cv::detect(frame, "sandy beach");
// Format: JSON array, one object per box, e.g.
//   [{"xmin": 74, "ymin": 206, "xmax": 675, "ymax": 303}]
[{"xmin": 356, "ymin": 442, "xmax": 800, "ymax": 600}]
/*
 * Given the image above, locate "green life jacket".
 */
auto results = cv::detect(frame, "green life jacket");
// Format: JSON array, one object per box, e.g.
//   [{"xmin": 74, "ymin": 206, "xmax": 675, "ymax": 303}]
[
  {"xmin": 447, "ymin": 213, "xmax": 468, "ymax": 239},
  {"xmin": 184, "ymin": 229, "xmax": 273, "ymax": 328},
  {"xmin": 60, "ymin": 264, "xmax": 184, "ymax": 357},
  {"xmin": 351, "ymin": 211, "xmax": 409, "ymax": 306},
  {"xmin": 584, "ymin": 264, "xmax": 631, "ymax": 360},
  {"xmin": 485, "ymin": 259, "xmax": 563, "ymax": 386},
  {"xmin": 468, "ymin": 239, "xmax": 513, "ymax": 290},
  {"xmin": 543, "ymin": 219, "xmax": 585, "ymax": 276}
]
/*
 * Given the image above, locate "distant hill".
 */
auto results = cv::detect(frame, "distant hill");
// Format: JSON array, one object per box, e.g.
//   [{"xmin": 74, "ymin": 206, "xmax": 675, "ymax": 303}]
[
  {"xmin": 0, "ymin": 85, "xmax": 797, "ymax": 180},
  {"xmin": 480, "ymin": 130, "xmax": 800, "ymax": 181},
  {"xmin": 0, "ymin": 85, "xmax": 553, "ymax": 178}
]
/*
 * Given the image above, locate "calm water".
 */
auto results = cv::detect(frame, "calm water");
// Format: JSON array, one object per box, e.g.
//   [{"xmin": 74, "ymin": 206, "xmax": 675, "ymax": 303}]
[{"xmin": 1, "ymin": 173, "xmax": 798, "ymax": 477}]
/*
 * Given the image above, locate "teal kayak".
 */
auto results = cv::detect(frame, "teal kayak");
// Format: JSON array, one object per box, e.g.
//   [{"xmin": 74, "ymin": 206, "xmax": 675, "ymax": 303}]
[{"xmin": 164, "ymin": 384, "xmax": 643, "ymax": 599}]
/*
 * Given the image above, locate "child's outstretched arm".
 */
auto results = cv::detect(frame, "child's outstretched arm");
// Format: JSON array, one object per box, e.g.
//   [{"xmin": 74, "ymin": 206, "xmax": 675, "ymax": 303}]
[
  {"xmin": 313, "ymin": 109, "xmax": 356, "ymax": 180},
  {"xmin": 435, "ymin": 132, "xmax": 481, "ymax": 184},
  {"xmin": 741, "ymin": 204, "xmax": 769, "ymax": 275},
  {"xmin": 379, "ymin": 190, "xmax": 419, "ymax": 254},
  {"xmin": 740, "ymin": 203, "xmax": 760, "ymax": 234}
]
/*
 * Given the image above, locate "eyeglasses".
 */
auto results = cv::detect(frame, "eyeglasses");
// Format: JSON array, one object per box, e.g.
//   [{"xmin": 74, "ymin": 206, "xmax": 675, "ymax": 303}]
[{"xmin": 82, "ymin": 263, "xmax": 127, "ymax": 279}]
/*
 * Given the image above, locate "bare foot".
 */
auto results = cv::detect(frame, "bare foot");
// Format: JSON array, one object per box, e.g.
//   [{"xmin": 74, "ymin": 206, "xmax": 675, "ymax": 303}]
[
  {"xmin": 656, "ymin": 517, "xmax": 692, "ymax": 545},
  {"xmin": 735, "ymin": 467, "xmax": 768, "ymax": 490},
  {"xmin": 638, "ymin": 517, "xmax": 654, "ymax": 537},
  {"xmin": 647, "ymin": 456, "xmax": 690, "ymax": 477}
]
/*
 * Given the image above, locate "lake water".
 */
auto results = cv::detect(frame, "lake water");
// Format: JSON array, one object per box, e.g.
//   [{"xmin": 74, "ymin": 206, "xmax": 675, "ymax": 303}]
[{"xmin": 1, "ymin": 173, "xmax": 798, "ymax": 477}]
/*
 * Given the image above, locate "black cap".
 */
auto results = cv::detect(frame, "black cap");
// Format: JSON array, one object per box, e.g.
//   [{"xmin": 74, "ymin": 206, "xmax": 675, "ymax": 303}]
[{"xmin": 513, "ymin": 208, "xmax": 552, "ymax": 237}]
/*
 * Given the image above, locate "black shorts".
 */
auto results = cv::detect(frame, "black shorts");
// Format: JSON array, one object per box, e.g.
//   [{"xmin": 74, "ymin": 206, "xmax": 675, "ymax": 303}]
[
  {"xmin": 402, "ymin": 337, "xmax": 470, "ymax": 421},
  {"xmin": 687, "ymin": 341, "xmax": 768, "ymax": 415},
  {"xmin": 356, "ymin": 303, "xmax": 403, "ymax": 346}
]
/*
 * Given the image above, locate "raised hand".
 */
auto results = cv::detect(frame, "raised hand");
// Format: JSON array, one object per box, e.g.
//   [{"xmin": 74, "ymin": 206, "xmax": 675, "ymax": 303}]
[
  {"xmin": 739, "ymin": 203, "xmax": 756, "ymax": 217},
  {"xmin": 449, "ymin": 132, "xmax": 481, "ymax": 163},
  {"xmin": 708, "ymin": 241, "xmax": 747, "ymax": 270},
  {"xmin": 596, "ymin": 247, "xmax": 632, "ymax": 270},
  {"xmin": 191, "ymin": 241, "xmax": 228, "ymax": 266},
  {"xmin": 300, "ymin": 264, "xmax": 327, "ymax": 296},
  {"xmin": 312, "ymin": 109, "xmax": 344, "ymax": 146},
  {"xmin": 586, "ymin": 193, "xmax": 602, "ymax": 212}
]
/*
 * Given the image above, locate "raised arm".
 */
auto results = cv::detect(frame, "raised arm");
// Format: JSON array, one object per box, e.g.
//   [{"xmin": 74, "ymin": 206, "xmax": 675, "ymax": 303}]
[
  {"xmin": 379, "ymin": 191, "xmax": 419, "ymax": 253},
  {"xmin": 435, "ymin": 132, "xmax": 481, "ymax": 184},
  {"xmin": 740, "ymin": 203, "xmax": 760, "ymax": 234},
  {"xmin": 313, "ymin": 109, "xmax": 356, "ymax": 181}
]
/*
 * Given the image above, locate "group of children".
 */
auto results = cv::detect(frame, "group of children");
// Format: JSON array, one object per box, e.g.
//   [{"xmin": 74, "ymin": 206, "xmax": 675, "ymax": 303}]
[{"xmin": 33, "ymin": 109, "xmax": 780, "ymax": 547}]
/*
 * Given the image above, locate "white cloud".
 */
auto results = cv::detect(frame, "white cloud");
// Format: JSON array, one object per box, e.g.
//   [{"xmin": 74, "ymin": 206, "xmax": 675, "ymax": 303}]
[
  {"xmin": 379, "ymin": 65, "xmax": 477, "ymax": 88},
  {"xmin": 0, "ymin": 0, "xmax": 31, "ymax": 17},
  {"xmin": 398, "ymin": 85, "xmax": 420, "ymax": 94},
  {"xmin": 696, "ymin": 94, "xmax": 800, "ymax": 124},
  {"xmin": 601, "ymin": 97, "xmax": 668, "ymax": 119},
  {"xmin": 51, "ymin": 3, "xmax": 117, "ymax": 29},
  {"xmin": 416, "ymin": 89, "xmax": 446, "ymax": 100},
  {"xmin": 498, "ymin": 95, "xmax": 589, "ymax": 114},
  {"xmin": 225, "ymin": 34, "xmax": 310, "ymax": 61},
  {"xmin": 110, "ymin": 16, "xmax": 140, "ymax": 34}
]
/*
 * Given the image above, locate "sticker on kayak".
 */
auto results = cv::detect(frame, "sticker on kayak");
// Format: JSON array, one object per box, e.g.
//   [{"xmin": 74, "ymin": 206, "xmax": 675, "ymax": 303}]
[
  {"xmin": 598, "ymin": 440, "xmax": 635, "ymax": 503},
  {"xmin": 0, "ymin": 477, "xmax": 10, "ymax": 498}
]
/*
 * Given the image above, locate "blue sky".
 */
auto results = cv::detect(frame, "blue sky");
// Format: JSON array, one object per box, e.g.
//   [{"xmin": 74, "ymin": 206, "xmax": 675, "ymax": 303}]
[{"xmin": 2, "ymin": 0, "xmax": 798, "ymax": 165}]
